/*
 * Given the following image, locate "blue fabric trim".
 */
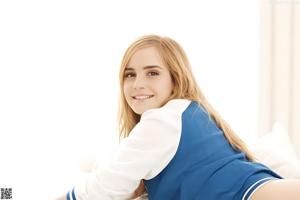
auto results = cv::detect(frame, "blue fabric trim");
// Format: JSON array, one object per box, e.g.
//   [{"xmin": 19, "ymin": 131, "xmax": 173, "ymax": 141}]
[
  {"xmin": 244, "ymin": 177, "xmax": 277, "ymax": 200},
  {"xmin": 66, "ymin": 191, "xmax": 71, "ymax": 200},
  {"xmin": 71, "ymin": 187, "xmax": 76, "ymax": 200}
]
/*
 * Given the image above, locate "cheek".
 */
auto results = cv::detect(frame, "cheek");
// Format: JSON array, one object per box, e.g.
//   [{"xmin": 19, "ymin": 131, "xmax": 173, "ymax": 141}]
[
  {"xmin": 123, "ymin": 83, "xmax": 131, "ymax": 98},
  {"xmin": 165, "ymin": 84, "xmax": 174, "ymax": 95},
  {"xmin": 161, "ymin": 77, "xmax": 174, "ymax": 94}
]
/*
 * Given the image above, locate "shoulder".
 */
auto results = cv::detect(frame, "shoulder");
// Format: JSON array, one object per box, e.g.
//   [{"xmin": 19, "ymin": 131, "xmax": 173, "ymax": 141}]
[
  {"xmin": 140, "ymin": 99, "xmax": 192, "ymax": 121},
  {"xmin": 128, "ymin": 99, "xmax": 192, "ymax": 139}
]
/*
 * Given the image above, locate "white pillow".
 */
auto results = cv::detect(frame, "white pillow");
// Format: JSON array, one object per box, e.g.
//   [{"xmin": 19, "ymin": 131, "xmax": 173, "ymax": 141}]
[{"xmin": 249, "ymin": 123, "xmax": 300, "ymax": 178}]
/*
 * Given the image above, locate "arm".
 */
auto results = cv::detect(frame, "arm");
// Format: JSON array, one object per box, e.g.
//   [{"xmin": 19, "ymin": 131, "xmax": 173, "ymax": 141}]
[{"xmin": 71, "ymin": 110, "xmax": 182, "ymax": 200}]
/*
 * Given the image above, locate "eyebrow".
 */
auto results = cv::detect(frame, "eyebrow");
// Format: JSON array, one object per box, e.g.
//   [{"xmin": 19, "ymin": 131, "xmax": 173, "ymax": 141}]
[{"xmin": 125, "ymin": 65, "xmax": 163, "ymax": 71}]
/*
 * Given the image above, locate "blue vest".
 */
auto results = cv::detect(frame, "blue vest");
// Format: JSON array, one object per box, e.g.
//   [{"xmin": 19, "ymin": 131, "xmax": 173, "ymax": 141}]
[{"xmin": 144, "ymin": 101, "xmax": 281, "ymax": 200}]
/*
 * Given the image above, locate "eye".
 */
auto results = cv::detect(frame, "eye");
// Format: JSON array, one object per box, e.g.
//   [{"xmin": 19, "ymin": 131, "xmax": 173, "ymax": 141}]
[
  {"xmin": 124, "ymin": 72, "xmax": 135, "ymax": 78},
  {"xmin": 147, "ymin": 71, "xmax": 159, "ymax": 76}
]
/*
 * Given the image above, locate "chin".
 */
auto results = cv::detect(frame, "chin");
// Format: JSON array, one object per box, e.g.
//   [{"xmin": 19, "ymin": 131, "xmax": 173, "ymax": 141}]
[
  {"xmin": 133, "ymin": 108, "xmax": 148, "ymax": 115},
  {"xmin": 132, "ymin": 106, "xmax": 154, "ymax": 115}
]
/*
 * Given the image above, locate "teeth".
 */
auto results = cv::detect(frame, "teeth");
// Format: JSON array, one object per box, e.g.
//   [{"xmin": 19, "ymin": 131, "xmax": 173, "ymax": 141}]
[{"xmin": 134, "ymin": 95, "xmax": 153, "ymax": 100}]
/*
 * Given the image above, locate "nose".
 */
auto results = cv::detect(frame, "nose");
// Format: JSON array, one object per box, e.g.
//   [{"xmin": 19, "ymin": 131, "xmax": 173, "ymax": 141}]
[{"xmin": 133, "ymin": 75, "xmax": 146, "ymax": 90}]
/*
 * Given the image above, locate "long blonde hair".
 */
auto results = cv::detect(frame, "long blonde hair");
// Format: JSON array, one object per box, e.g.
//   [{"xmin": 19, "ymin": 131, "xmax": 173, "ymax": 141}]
[{"xmin": 118, "ymin": 34, "xmax": 254, "ymax": 161}]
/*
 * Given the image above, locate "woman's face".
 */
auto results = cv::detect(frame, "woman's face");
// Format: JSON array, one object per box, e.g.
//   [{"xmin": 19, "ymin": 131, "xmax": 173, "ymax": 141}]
[{"xmin": 123, "ymin": 47, "xmax": 174, "ymax": 115}]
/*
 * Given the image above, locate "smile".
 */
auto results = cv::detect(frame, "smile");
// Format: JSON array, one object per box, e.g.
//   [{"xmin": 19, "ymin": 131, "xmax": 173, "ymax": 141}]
[{"xmin": 132, "ymin": 95, "xmax": 154, "ymax": 100}]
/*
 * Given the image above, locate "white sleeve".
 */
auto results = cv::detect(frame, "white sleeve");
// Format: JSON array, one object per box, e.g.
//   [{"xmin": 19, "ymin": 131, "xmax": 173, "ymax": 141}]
[{"xmin": 72, "ymin": 109, "xmax": 183, "ymax": 200}]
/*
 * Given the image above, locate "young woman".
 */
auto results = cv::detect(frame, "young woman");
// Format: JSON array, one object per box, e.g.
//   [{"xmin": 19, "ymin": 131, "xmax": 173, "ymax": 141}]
[{"xmin": 60, "ymin": 35, "xmax": 300, "ymax": 200}]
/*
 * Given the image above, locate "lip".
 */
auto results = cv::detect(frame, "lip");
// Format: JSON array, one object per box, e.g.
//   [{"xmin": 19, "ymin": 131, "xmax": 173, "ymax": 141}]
[{"xmin": 132, "ymin": 94, "xmax": 154, "ymax": 100}]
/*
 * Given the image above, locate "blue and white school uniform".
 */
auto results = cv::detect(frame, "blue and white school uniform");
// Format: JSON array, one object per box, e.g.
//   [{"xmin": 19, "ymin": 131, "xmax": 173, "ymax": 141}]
[{"xmin": 67, "ymin": 99, "xmax": 281, "ymax": 200}]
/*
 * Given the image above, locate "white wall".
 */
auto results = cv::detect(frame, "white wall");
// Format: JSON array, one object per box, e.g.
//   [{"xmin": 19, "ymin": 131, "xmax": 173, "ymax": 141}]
[
  {"xmin": 0, "ymin": 0, "xmax": 259, "ymax": 199},
  {"xmin": 259, "ymin": 0, "xmax": 300, "ymax": 156}
]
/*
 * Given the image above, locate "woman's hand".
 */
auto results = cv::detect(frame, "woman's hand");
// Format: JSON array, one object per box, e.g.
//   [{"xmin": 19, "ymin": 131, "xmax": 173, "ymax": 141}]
[{"xmin": 56, "ymin": 194, "xmax": 66, "ymax": 200}]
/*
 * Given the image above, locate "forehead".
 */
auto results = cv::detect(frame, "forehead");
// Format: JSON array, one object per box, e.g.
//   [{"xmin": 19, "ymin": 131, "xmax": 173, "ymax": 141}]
[{"xmin": 126, "ymin": 47, "xmax": 166, "ymax": 70}]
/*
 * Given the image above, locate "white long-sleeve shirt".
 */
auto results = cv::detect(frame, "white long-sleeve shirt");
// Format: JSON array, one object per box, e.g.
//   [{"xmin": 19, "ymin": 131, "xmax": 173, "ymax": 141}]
[{"xmin": 68, "ymin": 99, "xmax": 191, "ymax": 200}]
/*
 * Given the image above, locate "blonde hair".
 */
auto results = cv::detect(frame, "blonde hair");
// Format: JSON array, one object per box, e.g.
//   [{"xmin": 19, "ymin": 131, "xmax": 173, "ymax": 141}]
[{"xmin": 118, "ymin": 34, "xmax": 255, "ymax": 161}]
